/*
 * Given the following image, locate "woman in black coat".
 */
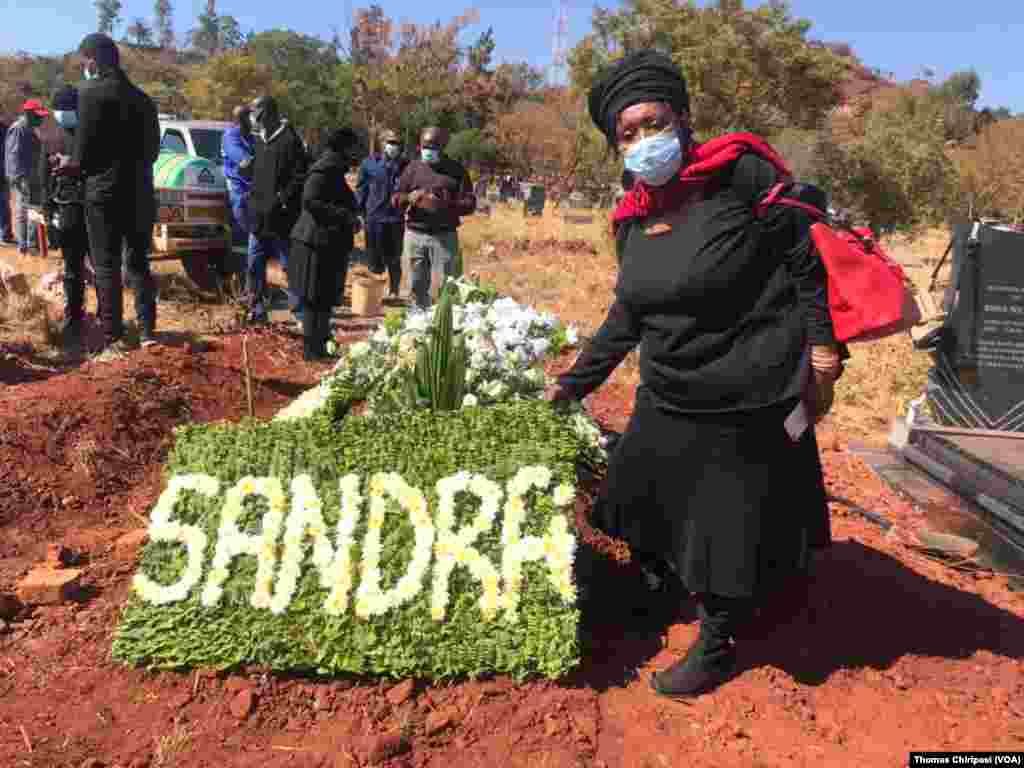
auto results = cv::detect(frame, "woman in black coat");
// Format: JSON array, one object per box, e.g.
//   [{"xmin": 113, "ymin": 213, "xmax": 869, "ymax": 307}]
[
  {"xmin": 289, "ymin": 127, "xmax": 360, "ymax": 360},
  {"xmin": 547, "ymin": 51, "xmax": 845, "ymax": 699}
]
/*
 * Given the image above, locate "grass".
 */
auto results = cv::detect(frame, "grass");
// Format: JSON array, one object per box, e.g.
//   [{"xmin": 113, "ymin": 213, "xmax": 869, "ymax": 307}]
[
  {"xmin": 152, "ymin": 721, "xmax": 192, "ymax": 766},
  {"xmin": 461, "ymin": 204, "xmax": 949, "ymax": 446}
]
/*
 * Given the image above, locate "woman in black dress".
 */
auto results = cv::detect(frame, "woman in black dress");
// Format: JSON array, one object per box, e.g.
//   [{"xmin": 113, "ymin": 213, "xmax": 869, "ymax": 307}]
[
  {"xmin": 289, "ymin": 127, "xmax": 361, "ymax": 360},
  {"xmin": 547, "ymin": 51, "xmax": 844, "ymax": 698}
]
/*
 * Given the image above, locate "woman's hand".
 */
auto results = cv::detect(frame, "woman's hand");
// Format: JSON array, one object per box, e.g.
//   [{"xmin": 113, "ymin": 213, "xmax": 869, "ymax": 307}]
[
  {"xmin": 808, "ymin": 345, "xmax": 841, "ymax": 423},
  {"xmin": 808, "ymin": 369, "xmax": 837, "ymax": 423}
]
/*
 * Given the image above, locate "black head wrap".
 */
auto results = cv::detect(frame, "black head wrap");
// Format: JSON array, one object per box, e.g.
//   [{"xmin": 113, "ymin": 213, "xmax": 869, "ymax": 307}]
[
  {"xmin": 78, "ymin": 33, "xmax": 120, "ymax": 68},
  {"xmin": 587, "ymin": 50, "xmax": 690, "ymax": 143},
  {"xmin": 326, "ymin": 127, "xmax": 360, "ymax": 153}
]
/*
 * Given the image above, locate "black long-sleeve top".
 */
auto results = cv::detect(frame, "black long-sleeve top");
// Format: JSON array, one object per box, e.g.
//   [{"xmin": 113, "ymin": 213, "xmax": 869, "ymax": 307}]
[
  {"xmin": 559, "ymin": 153, "xmax": 838, "ymax": 414},
  {"xmin": 73, "ymin": 68, "xmax": 159, "ymax": 203}
]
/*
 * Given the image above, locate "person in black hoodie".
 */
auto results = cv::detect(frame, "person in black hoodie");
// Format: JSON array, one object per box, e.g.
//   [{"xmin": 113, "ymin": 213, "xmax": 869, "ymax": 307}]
[
  {"xmin": 42, "ymin": 85, "xmax": 92, "ymax": 352},
  {"xmin": 54, "ymin": 33, "xmax": 159, "ymax": 358},
  {"xmin": 289, "ymin": 127, "xmax": 361, "ymax": 360},
  {"xmin": 245, "ymin": 95, "xmax": 309, "ymax": 325}
]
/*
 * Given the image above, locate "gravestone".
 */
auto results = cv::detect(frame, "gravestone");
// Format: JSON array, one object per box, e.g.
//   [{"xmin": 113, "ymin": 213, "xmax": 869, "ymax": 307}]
[
  {"xmin": 929, "ymin": 222, "xmax": 1024, "ymax": 430},
  {"xmin": 523, "ymin": 185, "xmax": 546, "ymax": 217}
]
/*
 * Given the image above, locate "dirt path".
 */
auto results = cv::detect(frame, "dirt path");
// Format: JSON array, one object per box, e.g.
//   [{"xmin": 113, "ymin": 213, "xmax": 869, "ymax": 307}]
[{"xmin": 0, "ymin": 333, "xmax": 1021, "ymax": 768}]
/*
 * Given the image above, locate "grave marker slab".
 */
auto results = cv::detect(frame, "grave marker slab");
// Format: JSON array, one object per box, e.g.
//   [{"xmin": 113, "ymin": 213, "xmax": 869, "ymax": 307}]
[{"xmin": 931, "ymin": 223, "xmax": 1024, "ymax": 429}]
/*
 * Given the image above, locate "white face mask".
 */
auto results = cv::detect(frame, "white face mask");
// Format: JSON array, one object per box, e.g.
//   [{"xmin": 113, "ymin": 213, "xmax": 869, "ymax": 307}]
[
  {"xmin": 383, "ymin": 143, "xmax": 400, "ymax": 159},
  {"xmin": 83, "ymin": 61, "xmax": 98, "ymax": 81}
]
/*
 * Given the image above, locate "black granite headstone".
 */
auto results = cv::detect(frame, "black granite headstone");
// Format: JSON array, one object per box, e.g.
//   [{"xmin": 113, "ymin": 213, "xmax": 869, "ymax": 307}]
[{"xmin": 931, "ymin": 222, "xmax": 1024, "ymax": 430}]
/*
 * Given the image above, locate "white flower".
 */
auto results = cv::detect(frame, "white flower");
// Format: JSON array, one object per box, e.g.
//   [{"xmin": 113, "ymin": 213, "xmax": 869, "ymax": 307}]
[
  {"xmin": 462, "ymin": 393, "xmax": 479, "ymax": 408},
  {"xmin": 565, "ymin": 326, "xmax": 579, "ymax": 345}
]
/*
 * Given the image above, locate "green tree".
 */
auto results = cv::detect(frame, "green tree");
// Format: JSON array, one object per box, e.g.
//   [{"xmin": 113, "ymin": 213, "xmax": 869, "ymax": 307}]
[
  {"xmin": 245, "ymin": 30, "xmax": 353, "ymax": 145},
  {"xmin": 447, "ymin": 128, "xmax": 499, "ymax": 169},
  {"xmin": 467, "ymin": 27, "xmax": 495, "ymax": 75},
  {"xmin": 154, "ymin": 0, "xmax": 175, "ymax": 49},
  {"xmin": 184, "ymin": 50, "xmax": 282, "ymax": 119},
  {"xmin": 188, "ymin": 0, "xmax": 239, "ymax": 58},
  {"xmin": 95, "ymin": 0, "xmax": 123, "ymax": 36},
  {"xmin": 817, "ymin": 91, "xmax": 958, "ymax": 233},
  {"xmin": 568, "ymin": 0, "xmax": 847, "ymax": 138},
  {"xmin": 938, "ymin": 69, "xmax": 981, "ymax": 109},
  {"xmin": 125, "ymin": 18, "xmax": 155, "ymax": 47}
]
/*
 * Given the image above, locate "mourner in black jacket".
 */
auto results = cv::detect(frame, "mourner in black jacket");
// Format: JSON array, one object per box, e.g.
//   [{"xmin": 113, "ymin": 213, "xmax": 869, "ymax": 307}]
[
  {"xmin": 42, "ymin": 85, "xmax": 92, "ymax": 351},
  {"xmin": 289, "ymin": 128, "xmax": 360, "ymax": 360},
  {"xmin": 547, "ymin": 51, "xmax": 844, "ymax": 700},
  {"xmin": 245, "ymin": 95, "xmax": 309, "ymax": 324},
  {"xmin": 57, "ymin": 33, "xmax": 160, "ymax": 356}
]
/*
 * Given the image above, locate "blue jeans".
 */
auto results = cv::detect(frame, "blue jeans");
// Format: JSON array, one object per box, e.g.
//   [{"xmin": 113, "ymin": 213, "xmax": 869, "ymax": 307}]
[
  {"xmin": 11, "ymin": 182, "xmax": 37, "ymax": 252},
  {"xmin": 247, "ymin": 234, "xmax": 301, "ymax": 320},
  {"xmin": 228, "ymin": 187, "xmax": 250, "ymax": 246},
  {"xmin": 0, "ymin": 179, "xmax": 12, "ymax": 240}
]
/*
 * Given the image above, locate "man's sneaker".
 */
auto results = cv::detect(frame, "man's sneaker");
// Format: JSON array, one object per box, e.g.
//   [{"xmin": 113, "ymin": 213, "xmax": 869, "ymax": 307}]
[
  {"xmin": 92, "ymin": 339, "xmax": 133, "ymax": 362},
  {"xmin": 140, "ymin": 332, "xmax": 158, "ymax": 348},
  {"xmin": 246, "ymin": 312, "xmax": 269, "ymax": 326}
]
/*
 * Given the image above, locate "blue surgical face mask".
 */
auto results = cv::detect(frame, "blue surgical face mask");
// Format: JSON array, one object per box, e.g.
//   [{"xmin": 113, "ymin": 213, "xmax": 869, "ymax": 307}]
[
  {"xmin": 623, "ymin": 130, "xmax": 684, "ymax": 187},
  {"xmin": 83, "ymin": 61, "xmax": 98, "ymax": 81},
  {"xmin": 421, "ymin": 148, "xmax": 439, "ymax": 164},
  {"xmin": 54, "ymin": 110, "xmax": 78, "ymax": 130}
]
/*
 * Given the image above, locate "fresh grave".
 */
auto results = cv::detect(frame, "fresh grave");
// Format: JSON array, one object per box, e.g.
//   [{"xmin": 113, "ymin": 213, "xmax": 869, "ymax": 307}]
[
  {"xmin": 113, "ymin": 278, "xmax": 607, "ymax": 680},
  {"xmin": 277, "ymin": 277, "xmax": 579, "ymax": 419}
]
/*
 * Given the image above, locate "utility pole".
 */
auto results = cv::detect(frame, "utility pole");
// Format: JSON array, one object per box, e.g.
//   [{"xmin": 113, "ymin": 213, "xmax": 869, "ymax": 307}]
[{"xmin": 550, "ymin": 0, "xmax": 568, "ymax": 87}]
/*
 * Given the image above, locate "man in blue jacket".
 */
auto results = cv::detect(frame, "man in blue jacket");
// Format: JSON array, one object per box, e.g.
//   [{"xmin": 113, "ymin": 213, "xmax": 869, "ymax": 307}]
[
  {"xmin": 222, "ymin": 105, "xmax": 254, "ymax": 246},
  {"xmin": 356, "ymin": 128, "xmax": 406, "ymax": 298},
  {"xmin": 5, "ymin": 100, "xmax": 49, "ymax": 254}
]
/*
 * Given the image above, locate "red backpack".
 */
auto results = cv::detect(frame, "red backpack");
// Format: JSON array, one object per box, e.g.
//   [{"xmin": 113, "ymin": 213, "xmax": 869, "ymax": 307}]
[{"xmin": 756, "ymin": 182, "xmax": 921, "ymax": 343}]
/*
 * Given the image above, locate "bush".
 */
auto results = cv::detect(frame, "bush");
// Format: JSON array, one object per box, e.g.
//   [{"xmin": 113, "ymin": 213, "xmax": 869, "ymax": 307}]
[{"xmin": 111, "ymin": 402, "xmax": 583, "ymax": 680}]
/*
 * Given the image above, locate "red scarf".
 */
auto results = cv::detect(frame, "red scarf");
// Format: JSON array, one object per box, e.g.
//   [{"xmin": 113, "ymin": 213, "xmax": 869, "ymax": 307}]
[{"xmin": 612, "ymin": 132, "xmax": 793, "ymax": 229}]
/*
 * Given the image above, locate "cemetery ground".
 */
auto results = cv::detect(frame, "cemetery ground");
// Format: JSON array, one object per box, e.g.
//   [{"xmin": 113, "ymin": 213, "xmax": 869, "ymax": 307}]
[{"xmin": 0, "ymin": 206, "xmax": 1021, "ymax": 768}]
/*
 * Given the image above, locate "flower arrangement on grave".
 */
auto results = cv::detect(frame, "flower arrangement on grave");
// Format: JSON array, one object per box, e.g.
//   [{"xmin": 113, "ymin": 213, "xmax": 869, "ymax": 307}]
[{"xmin": 113, "ymin": 278, "xmax": 609, "ymax": 680}]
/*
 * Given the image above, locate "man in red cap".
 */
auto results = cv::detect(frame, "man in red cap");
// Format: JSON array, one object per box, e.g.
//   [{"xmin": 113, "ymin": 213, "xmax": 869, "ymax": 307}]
[{"xmin": 4, "ymin": 99, "xmax": 49, "ymax": 254}]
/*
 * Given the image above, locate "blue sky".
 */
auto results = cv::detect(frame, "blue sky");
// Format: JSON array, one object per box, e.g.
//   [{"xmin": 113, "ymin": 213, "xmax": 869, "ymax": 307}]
[{"xmin": 2, "ymin": 0, "xmax": 1021, "ymax": 111}]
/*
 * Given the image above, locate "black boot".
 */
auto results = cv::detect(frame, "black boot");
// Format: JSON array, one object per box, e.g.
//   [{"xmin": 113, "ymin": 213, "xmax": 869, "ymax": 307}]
[
  {"xmin": 302, "ymin": 306, "xmax": 319, "ymax": 360},
  {"xmin": 650, "ymin": 594, "xmax": 750, "ymax": 699}
]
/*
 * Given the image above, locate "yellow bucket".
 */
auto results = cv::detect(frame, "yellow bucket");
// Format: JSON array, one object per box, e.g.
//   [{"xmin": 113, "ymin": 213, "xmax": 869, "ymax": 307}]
[{"xmin": 350, "ymin": 272, "xmax": 386, "ymax": 316}]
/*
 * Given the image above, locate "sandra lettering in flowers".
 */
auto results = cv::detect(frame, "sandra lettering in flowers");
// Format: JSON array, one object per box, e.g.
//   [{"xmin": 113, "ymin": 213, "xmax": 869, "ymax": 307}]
[{"xmin": 132, "ymin": 468, "xmax": 577, "ymax": 621}]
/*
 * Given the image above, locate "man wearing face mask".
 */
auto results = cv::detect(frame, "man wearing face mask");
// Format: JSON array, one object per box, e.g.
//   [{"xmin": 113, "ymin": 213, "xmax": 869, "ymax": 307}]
[
  {"xmin": 44, "ymin": 85, "xmax": 92, "ymax": 352},
  {"xmin": 546, "ymin": 50, "xmax": 844, "ymax": 700},
  {"xmin": 393, "ymin": 126, "xmax": 475, "ymax": 309},
  {"xmin": 245, "ymin": 95, "xmax": 309, "ymax": 325},
  {"xmin": 222, "ymin": 105, "xmax": 255, "ymax": 247},
  {"xmin": 356, "ymin": 128, "xmax": 407, "ymax": 299},
  {"xmin": 5, "ymin": 100, "xmax": 49, "ymax": 255},
  {"xmin": 54, "ymin": 33, "xmax": 160, "ymax": 358}
]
